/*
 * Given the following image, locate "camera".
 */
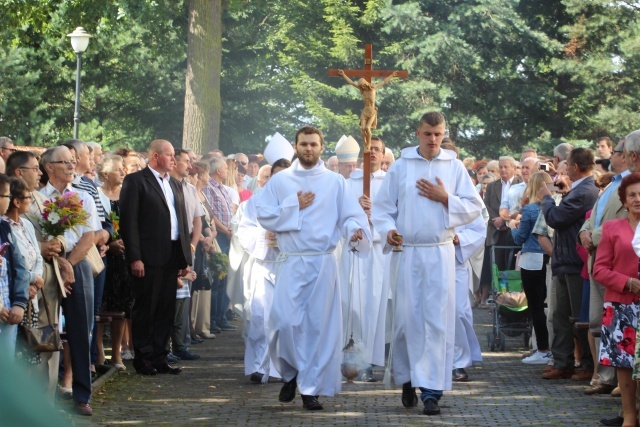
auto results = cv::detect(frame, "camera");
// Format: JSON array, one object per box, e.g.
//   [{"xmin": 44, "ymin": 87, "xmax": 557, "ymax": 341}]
[{"xmin": 539, "ymin": 163, "xmax": 549, "ymax": 171}]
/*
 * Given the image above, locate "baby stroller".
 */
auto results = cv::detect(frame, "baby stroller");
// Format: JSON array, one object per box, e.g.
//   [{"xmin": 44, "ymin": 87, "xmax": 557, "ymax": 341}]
[{"xmin": 486, "ymin": 245, "xmax": 532, "ymax": 351}]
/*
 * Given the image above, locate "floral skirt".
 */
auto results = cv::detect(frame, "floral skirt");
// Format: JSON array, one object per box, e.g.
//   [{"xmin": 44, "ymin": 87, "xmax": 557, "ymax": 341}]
[{"xmin": 599, "ymin": 301, "xmax": 639, "ymax": 369}]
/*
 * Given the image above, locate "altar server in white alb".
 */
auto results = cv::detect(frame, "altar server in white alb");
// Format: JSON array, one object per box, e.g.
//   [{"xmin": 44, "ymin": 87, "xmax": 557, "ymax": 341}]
[
  {"xmin": 237, "ymin": 133, "xmax": 294, "ymax": 384},
  {"xmin": 255, "ymin": 125, "xmax": 371, "ymax": 411},
  {"xmin": 442, "ymin": 142, "xmax": 486, "ymax": 382},
  {"xmin": 452, "ymin": 194, "xmax": 486, "ymax": 381},
  {"xmin": 371, "ymin": 112, "xmax": 483, "ymax": 416},
  {"xmin": 339, "ymin": 136, "xmax": 389, "ymax": 382}
]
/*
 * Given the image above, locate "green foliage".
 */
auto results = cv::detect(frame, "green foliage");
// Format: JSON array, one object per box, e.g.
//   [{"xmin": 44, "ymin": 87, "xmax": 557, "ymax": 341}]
[{"xmin": 1, "ymin": 0, "xmax": 639, "ymax": 158}]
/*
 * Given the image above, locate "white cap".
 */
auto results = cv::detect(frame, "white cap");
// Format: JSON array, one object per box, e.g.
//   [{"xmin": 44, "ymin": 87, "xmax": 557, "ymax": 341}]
[
  {"xmin": 335, "ymin": 135, "xmax": 360, "ymax": 163},
  {"xmin": 264, "ymin": 132, "xmax": 294, "ymax": 165}
]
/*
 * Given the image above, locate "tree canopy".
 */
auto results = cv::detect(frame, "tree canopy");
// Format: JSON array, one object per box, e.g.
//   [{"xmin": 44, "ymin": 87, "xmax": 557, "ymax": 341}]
[{"xmin": 1, "ymin": 0, "xmax": 638, "ymax": 158}]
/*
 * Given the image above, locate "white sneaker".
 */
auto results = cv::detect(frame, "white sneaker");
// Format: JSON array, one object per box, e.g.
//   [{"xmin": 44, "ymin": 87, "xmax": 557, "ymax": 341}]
[
  {"xmin": 121, "ymin": 350, "xmax": 134, "ymax": 360},
  {"xmin": 522, "ymin": 351, "xmax": 553, "ymax": 365}
]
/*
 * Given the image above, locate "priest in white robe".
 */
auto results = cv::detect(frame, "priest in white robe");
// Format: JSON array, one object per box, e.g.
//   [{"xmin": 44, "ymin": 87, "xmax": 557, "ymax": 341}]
[
  {"xmin": 452, "ymin": 212, "xmax": 487, "ymax": 381},
  {"xmin": 255, "ymin": 125, "xmax": 371, "ymax": 411},
  {"xmin": 339, "ymin": 137, "xmax": 389, "ymax": 382},
  {"xmin": 371, "ymin": 112, "xmax": 483, "ymax": 416}
]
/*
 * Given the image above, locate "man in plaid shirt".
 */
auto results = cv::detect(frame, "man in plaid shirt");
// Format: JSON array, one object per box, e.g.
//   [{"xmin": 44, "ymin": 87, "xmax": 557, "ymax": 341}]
[{"xmin": 202, "ymin": 156, "xmax": 237, "ymax": 332}]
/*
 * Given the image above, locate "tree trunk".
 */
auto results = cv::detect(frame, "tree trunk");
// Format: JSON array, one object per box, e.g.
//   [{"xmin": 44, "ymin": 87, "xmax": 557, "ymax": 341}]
[{"xmin": 182, "ymin": 0, "xmax": 222, "ymax": 154}]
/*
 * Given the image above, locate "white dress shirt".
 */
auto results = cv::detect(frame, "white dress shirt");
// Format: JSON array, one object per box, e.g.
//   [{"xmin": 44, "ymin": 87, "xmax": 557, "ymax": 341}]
[{"xmin": 148, "ymin": 166, "xmax": 179, "ymax": 241}]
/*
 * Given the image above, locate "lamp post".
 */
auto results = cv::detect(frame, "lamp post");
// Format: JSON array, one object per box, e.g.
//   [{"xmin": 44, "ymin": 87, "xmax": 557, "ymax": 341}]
[{"xmin": 67, "ymin": 27, "xmax": 91, "ymax": 139}]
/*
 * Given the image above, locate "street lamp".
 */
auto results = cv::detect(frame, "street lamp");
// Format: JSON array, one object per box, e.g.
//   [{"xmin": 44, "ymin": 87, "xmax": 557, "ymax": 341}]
[{"xmin": 67, "ymin": 27, "xmax": 91, "ymax": 139}]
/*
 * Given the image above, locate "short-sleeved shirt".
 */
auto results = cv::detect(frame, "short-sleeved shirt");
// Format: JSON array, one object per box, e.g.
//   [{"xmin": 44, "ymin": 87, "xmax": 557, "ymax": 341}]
[
  {"xmin": 182, "ymin": 180, "xmax": 204, "ymax": 234},
  {"xmin": 202, "ymin": 178, "xmax": 234, "ymax": 228}
]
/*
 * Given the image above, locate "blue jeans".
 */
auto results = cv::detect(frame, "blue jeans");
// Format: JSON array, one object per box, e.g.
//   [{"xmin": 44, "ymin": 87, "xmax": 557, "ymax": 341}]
[
  {"xmin": 0, "ymin": 323, "xmax": 18, "ymax": 358},
  {"xmin": 210, "ymin": 234, "xmax": 231, "ymax": 328},
  {"xmin": 419, "ymin": 388, "xmax": 443, "ymax": 403}
]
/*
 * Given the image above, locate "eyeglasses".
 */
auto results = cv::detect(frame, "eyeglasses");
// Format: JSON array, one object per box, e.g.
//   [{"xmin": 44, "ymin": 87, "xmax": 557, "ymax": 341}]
[
  {"xmin": 1, "ymin": 147, "xmax": 16, "ymax": 153},
  {"xmin": 49, "ymin": 160, "xmax": 77, "ymax": 167},
  {"xmin": 0, "ymin": 195, "xmax": 10, "ymax": 199},
  {"xmin": 238, "ymin": 161, "xmax": 248, "ymax": 166},
  {"xmin": 18, "ymin": 166, "xmax": 40, "ymax": 172},
  {"xmin": 370, "ymin": 147, "xmax": 384, "ymax": 153},
  {"xmin": 613, "ymin": 150, "xmax": 624, "ymax": 155}
]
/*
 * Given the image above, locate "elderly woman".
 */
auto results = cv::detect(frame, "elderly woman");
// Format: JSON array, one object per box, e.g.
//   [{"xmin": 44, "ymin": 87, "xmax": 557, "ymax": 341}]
[
  {"xmin": 509, "ymin": 172, "xmax": 552, "ymax": 364},
  {"xmin": 189, "ymin": 161, "xmax": 218, "ymax": 338},
  {"xmin": 97, "ymin": 154, "xmax": 131, "ymax": 370},
  {"xmin": 5, "ymin": 178, "xmax": 44, "ymax": 367},
  {"xmin": 593, "ymin": 173, "xmax": 640, "ymax": 427}
]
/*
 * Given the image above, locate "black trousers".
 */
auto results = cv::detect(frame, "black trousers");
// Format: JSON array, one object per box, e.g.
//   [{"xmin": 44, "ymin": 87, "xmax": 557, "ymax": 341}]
[
  {"xmin": 131, "ymin": 242, "xmax": 180, "ymax": 369},
  {"xmin": 520, "ymin": 256, "xmax": 550, "ymax": 351}
]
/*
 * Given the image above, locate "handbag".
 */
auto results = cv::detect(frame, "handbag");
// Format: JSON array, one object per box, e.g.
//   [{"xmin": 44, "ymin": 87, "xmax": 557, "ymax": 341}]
[
  {"xmin": 85, "ymin": 245, "xmax": 105, "ymax": 277},
  {"xmin": 21, "ymin": 288, "xmax": 62, "ymax": 353}
]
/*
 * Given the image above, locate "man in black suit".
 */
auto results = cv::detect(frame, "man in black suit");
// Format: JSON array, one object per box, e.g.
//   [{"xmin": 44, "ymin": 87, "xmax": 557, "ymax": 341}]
[{"xmin": 120, "ymin": 139, "xmax": 192, "ymax": 375}]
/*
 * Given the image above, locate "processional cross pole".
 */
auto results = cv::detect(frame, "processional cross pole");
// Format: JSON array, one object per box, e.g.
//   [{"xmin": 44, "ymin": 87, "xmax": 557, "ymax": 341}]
[{"xmin": 329, "ymin": 44, "xmax": 408, "ymax": 197}]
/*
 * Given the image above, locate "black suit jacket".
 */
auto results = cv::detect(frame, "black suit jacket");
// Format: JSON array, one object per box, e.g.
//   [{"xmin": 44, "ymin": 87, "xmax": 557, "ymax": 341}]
[
  {"xmin": 484, "ymin": 175, "xmax": 523, "ymax": 245},
  {"xmin": 120, "ymin": 167, "xmax": 191, "ymax": 269}
]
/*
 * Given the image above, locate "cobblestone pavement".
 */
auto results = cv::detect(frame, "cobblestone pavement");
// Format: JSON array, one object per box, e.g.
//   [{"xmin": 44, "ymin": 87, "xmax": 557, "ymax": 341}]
[{"xmin": 81, "ymin": 307, "xmax": 618, "ymax": 426}]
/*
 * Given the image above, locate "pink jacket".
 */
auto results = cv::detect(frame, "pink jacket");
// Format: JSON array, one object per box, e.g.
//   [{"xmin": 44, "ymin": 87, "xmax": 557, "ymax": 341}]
[{"xmin": 593, "ymin": 218, "xmax": 640, "ymax": 304}]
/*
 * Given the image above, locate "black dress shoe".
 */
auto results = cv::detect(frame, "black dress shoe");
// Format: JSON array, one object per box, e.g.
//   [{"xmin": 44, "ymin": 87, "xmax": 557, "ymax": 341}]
[
  {"xmin": 401, "ymin": 381, "xmax": 418, "ymax": 407},
  {"xmin": 135, "ymin": 365, "xmax": 157, "ymax": 376},
  {"xmin": 278, "ymin": 376, "xmax": 297, "ymax": 402},
  {"xmin": 155, "ymin": 363, "xmax": 182, "ymax": 375},
  {"xmin": 301, "ymin": 395, "xmax": 323, "ymax": 410},
  {"xmin": 423, "ymin": 398, "xmax": 441, "ymax": 415},
  {"xmin": 600, "ymin": 416, "xmax": 624, "ymax": 426},
  {"xmin": 250, "ymin": 372, "xmax": 264, "ymax": 383},
  {"xmin": 452, "ymin": 368, "xmax": 469, "ymax": 381}
]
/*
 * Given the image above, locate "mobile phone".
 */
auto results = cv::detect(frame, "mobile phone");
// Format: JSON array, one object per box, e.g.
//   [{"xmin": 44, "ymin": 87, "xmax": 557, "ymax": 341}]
[
  {"xmin": 546, "ymin": 183, "xmax": 559, "ymax": 192},
  {"xmin": 0, "ymin": 242, "xmax": 11, "ymax": 257},
  {"xmin": 539, "ymin": 163, "xmax": 549, "ymax": 171}
]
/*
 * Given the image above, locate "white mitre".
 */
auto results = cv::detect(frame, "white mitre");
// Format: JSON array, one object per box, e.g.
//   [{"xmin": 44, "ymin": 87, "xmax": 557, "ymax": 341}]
[
  {"xmin": 264, "ymin": 132, "xmax": 294, "ymax": 165},
  {"xmin": 335, "ymin": 135, "xmax": 360, "ymax": 163}
]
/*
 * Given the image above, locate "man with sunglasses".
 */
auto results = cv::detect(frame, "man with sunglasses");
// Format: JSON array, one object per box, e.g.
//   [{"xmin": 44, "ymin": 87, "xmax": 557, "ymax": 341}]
[{"xmin": 578, "ymin": 139, "xmax": 629, "ymax": 398}]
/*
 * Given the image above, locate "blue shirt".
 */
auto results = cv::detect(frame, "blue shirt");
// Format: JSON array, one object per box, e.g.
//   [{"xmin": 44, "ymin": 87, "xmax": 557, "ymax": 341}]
[{"xmin": 595, "ymin": 170, "xmax": 630, "ymax": 227}]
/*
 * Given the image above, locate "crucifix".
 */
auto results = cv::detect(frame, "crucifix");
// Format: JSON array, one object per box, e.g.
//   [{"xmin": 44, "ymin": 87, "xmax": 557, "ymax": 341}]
[{"xmin": 329, "ymin": 44, "xmax": 408, "ymax": 197}]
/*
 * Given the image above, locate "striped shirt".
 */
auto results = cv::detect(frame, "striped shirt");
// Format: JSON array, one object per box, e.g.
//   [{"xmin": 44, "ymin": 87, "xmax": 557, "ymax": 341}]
[{"xmin": 73, "ymin": 174, "xmax": 107, "ymax": 222}]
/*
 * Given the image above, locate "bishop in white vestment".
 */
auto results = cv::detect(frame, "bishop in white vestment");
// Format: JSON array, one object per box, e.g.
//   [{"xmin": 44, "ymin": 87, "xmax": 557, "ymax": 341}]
[
  {"xmin": 255, "ymin": 126, "xmax": 371, "ymax": 409},
  {"xmin": 371, "ymin": 112, "xmax": 483, "ymax": 415}
]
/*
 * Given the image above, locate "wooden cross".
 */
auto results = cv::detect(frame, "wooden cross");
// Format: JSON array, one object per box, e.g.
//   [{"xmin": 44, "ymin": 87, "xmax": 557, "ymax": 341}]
[{"xmin": 329, "ymin": 44, "xmax": 408, "ymax": 197}]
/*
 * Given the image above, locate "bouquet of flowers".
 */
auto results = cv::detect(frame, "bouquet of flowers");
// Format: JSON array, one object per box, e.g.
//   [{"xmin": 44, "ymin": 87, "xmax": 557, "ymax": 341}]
[
  {"xmin": 207, "ymin": 252, "xmax": 229, "ymax": 280},
  {"xmin": 36, "ymin": 192, "xmax": 90, "ymax": 239},
  {"xmin": 108, "ymin": 211, "xmax": 120, "ymax": 240}
]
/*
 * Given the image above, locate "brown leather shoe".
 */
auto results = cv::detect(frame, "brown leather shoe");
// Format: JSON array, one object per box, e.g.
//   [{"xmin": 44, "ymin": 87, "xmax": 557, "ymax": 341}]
[
  {"xmin": 611, "ymin": 386, "xmax": 621, "ymax": 397},
  {"xmin": 571, "ymin": 370, "xmax": 594, "ymax": 381},
  {"xmin": 74, "ymin": 402, "xmax": 93, "ymax": 416},
  {"xmin": 543, "ymin": 364, "xmax": 555, "ymax": 372},
  {"xmin": 542, "ymin": 368, "xmax": 575, "ymax": 379},
  {"xmin": 584, "ymin": 383, "xmax": 616, "ymax": 395}
]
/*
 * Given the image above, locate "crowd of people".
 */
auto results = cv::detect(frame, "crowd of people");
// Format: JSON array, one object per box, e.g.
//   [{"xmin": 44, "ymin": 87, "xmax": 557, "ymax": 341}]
[{"xmin": 2, "ymin": 120, "xmax": 640, "ymax": 425}]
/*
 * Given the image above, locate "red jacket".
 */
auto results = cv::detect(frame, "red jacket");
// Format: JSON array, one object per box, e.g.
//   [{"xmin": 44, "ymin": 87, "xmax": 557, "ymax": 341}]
[{"xmin": 593, "ymin": 218, "xmax": 640, "ymax": 304}]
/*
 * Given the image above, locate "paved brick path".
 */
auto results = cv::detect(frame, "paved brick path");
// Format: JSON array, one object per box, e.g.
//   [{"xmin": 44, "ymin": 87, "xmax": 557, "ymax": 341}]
[{"xmin": 83, "ymin": 307, "xmax": 618, "ymax": 426}]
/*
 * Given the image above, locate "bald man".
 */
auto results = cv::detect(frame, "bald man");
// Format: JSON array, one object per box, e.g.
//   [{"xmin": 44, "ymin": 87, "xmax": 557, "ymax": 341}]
[
  {"xmin": 120, "ymin": 139, "xmax": 192, "ymax": 376},
  {"xmin": 381, "ymin": 150, "xmax": 394, "ymax": 172}
]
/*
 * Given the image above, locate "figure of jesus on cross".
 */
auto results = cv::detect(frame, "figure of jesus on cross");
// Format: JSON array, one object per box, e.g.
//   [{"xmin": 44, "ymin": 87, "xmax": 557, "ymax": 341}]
[{"xmin": 337, "ymin": 69, "xmax": 399, "ymax": 153}]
